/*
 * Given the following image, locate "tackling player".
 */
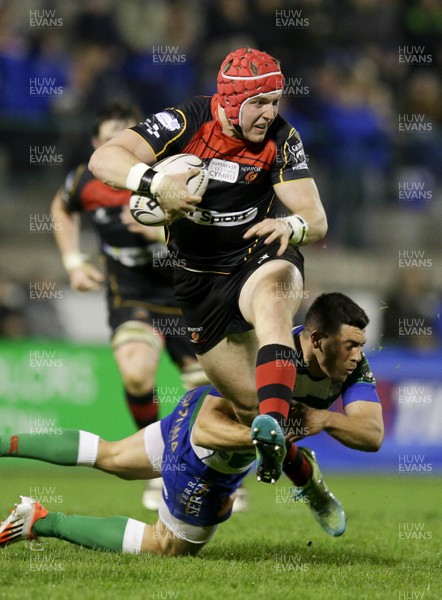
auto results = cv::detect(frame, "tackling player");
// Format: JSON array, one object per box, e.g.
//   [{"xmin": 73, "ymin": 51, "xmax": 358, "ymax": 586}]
[
  {"xmin": 88, "ymin": 47, "xmax": 328, "ymax": 484},
  {"xmin": 0, "ymin": 293, "xmax": 383, "ymax": 554},
  {"xmin": 51, "ymin": 103, "xmax": 209, "ymax": 510}
]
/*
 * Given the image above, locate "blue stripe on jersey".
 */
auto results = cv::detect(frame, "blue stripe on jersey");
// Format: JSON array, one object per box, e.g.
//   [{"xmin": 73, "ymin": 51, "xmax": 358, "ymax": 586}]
[
  {"xmin": 292, "ymin": 324, "xmax": 304, "ymax": 336},
  {"xmin": 342, "ymin": 382, "xmax": 380, "ymax": 407},
  {"xmin": 207, "ymin": 386, "xmax": 223, "ymax": 398}
]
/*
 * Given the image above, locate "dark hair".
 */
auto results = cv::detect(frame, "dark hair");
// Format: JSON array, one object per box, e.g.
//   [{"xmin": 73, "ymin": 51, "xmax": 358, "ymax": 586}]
[
  {"xmin": 304, "ymin": 292, "xmax": 369, "ymax": 335},
  {"xmin": 92, "ymin": 102, "xmax": 141, "ymax": 136}
]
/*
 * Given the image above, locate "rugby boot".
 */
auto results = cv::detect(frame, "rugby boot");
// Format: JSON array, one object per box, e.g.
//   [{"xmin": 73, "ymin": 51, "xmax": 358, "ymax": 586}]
[
  {"xmin": 292, "ymin": 447, "xmax": 346, "ymax": 537},
  {"xmin": 251, "ymin": 415, "xmax": 286, "ymax": 484},
  {"xmin": 0, "ymin": 496, "xmax": 48, "ymax": 546}
]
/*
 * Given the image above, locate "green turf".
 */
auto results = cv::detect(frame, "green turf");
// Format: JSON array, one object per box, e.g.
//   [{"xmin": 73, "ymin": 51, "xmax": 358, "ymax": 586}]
[{"xmin": 0, "ymin": 466, "xmax": 440, "ymax": 600}]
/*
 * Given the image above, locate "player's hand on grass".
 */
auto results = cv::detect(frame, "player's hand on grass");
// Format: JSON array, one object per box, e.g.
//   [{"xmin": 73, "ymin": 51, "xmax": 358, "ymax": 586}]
[
  {"xmin": 243, "ymin": 218, "xmax": 292, "ymax": 256},
  {"xmin": 156, "ymin": 170, "xmax": 202, "ymax": 221},
  {"xmin": 69, "ymin": 263, "xmax": 104, "ymax": 292}
]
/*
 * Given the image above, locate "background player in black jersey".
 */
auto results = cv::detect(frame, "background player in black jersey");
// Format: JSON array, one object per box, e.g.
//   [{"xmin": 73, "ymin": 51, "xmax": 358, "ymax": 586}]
[
  {"xmin": 51, "ymin": 103, "xmax": 209, "ymax": 510},
  {"xmin": 89, "ymin": 48, "xmax": 328, "ymax": 484}
]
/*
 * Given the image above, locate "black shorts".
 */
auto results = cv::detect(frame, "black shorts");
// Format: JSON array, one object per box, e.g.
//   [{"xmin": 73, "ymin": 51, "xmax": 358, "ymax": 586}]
[
  {"xmin": 106, "ymin": 257, "xmax": 197, "ymax": 366},
  {"xmin": 173, "ymin": 242, "xmax": 304, "ymax": 355}
]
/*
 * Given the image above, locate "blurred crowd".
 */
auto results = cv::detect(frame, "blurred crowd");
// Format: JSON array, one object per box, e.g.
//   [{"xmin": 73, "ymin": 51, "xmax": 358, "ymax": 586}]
[
  {"xmin": 1, "ymin": 0, "xmax": 441, "ymax": 243},
  {"xmin": 0, "ymin": 0, "xmax": 441, "ymax": 345}
]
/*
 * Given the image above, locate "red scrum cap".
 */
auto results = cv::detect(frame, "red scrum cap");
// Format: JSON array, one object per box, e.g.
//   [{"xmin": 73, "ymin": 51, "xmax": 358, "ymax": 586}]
[{"xmin": 217, "ymin": 47, "xmax": 285, "ymax": 128}]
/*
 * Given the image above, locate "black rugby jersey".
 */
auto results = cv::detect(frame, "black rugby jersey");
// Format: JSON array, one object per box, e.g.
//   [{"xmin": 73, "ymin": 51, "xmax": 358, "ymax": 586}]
[
  {"xmin": 62, "ymin": 165, "xmax": 166, "ymax": 269},
  {"xmin": 131, "ymin": 95, "xmax": 311, "ymax": 273}
]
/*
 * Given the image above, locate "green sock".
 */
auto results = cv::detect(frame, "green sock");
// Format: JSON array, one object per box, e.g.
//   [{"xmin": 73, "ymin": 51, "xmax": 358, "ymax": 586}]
[
  {"xmin": 0, "ymin": 430, "xmax": 80, "ymax": 465},
  {"xmin": 33, "ymin": 512, "xmax": 129, "ymax": 552}
]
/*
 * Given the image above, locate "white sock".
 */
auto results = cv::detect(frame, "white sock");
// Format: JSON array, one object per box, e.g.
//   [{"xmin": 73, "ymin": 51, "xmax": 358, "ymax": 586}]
[
  {"xmin": 122, "ymin": 518, "xmax": 145, "ymax": 554},
  {"xmin": 77, "ymin": 430, "xmax": 100, "ymax": 466}
]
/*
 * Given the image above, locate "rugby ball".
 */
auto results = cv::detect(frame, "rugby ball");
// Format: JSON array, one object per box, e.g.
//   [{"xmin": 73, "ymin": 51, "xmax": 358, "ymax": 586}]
[{"xmin": 129, "ymin": 154, "xmax": 209, "ymax": 226}]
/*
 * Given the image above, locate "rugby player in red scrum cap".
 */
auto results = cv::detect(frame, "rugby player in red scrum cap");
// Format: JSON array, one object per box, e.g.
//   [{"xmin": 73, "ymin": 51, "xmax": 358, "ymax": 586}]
[{"xmin": 89, "ymin": 48, "xmax": 328, "ymax": 486}]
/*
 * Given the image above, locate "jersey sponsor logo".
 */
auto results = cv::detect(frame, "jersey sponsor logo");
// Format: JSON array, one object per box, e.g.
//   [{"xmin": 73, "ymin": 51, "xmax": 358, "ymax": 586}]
[
  {"xmin": 245, "ymin": 171, "xmax": 259, "ymax": 182},
  {"xmin": 208, "ymin": 158, "xmax": 239, "ymax": 183},
  {"xmin": 181, "ymin": 478, "xmax": 211, "ymax": 517},
  {"xmin": 188, "ymin": 326, "xmax": 204, "ymax": 343},
  {"xmin": 154, "ymin": 111, "xmax": 181, "ymax": 131},
  {"xmin": 186, "ymin": 206, "xmax": 258, "ymax": 227},
  {"xmin": 286, "ymin": 138, "xmax": 307, "ymax": 166},
  {"xmin": 292, "ymin": 160, "xmax": 308, "ymax": 171},
  {"xmin": 241, "ymin": 165, "xmax": 262, "ymax": 183},
  {"xmin": 169, "ymin": 392, "xmax": 193, "ymax": 452},
  {"xmin": 142, "ymin": 117, "xmax": 161, "ymax": 138}
]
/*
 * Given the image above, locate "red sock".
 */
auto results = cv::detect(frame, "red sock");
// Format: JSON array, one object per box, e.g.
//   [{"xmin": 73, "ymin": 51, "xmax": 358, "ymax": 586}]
[
  {"xmin": 125, "ymin": 389, "xmax": 158, "ymax": 429},
  {"xmin": 283, "ymin": 443, "xmax": 312, "ymax": 486},
  {"xmin": 256, "ymin": 344, "xmax": 297, "ymax": 429}
]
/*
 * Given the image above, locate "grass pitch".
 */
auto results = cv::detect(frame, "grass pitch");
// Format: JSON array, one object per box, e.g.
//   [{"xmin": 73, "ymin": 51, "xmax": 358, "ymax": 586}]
[{"xmin": 0, "ymin": 466, "xmax": 440, "ymax": 600}]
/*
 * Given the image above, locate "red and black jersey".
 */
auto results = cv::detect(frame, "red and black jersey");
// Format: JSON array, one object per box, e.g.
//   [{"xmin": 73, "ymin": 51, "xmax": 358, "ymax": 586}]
[
  {"xmin": 62, "ymin": 164, "xmax": 171, "ymax": 269},
  {"xmin": 61, "ymin": 165, "xmax": 179, "ymax": 307},
  {"xmin": 131, "ymin": 95, "xmax": 311, "ymax": 273}
]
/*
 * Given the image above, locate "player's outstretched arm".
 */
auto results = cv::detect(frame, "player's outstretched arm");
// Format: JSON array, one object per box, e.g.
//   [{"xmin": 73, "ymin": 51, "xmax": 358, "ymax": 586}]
[
  {"xmin": 325, "ymin": 400, "xmax": 384, "ymax": 452},
  {"xmin": 51, "ymin": 190, "xmax": 103, "ymax": 291},
  {"xmin": 192, "ymin": 395, "xmax": 254, "ymax": 452},
  {"xmin": 290, "ymin": 400, "xmax": 384, "ymax": 452},
  {"xmin": 51, "ymin": 189, "xmax": 81, "ymax": 257}
]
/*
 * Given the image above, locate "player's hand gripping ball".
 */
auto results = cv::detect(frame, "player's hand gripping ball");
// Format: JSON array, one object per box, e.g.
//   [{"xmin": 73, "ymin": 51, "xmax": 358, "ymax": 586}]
[{"xmin": 129, "ymin": 154, "xmax": 209, "ymax": 226}]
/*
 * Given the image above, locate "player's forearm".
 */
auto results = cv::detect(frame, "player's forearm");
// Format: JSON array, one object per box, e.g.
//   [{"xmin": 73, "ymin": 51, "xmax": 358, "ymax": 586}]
[
  {"xmin": 277, "ymin": 179, "xmax": 328, "ymax": 244},
  {"xmin": 89, "ymin": 144, "xmax": 143, "ymax": 189},
  {"xmin": 323, "ymin": 411, "xmax": 383, "ymax": 452},
  {"xmin": 89, "ymin": 127, "xmax": 158, "ymax": 191},
  {"xmin": 192, "ymin": 409, "xmax": 253, "ymax": 452},
  {"xmin": 295, "ymin": 206, "xmax": 327, "ymax": 244},
  {"xmin": 51, "ymin": 194, "xmax": 82, "ymax": 259}
]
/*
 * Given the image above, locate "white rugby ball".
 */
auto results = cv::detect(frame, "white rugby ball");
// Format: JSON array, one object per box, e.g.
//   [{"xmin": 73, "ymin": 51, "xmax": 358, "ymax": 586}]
[{"xmin": 129, "ymin": 154, "xmax": 209, "ymax": 226}]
